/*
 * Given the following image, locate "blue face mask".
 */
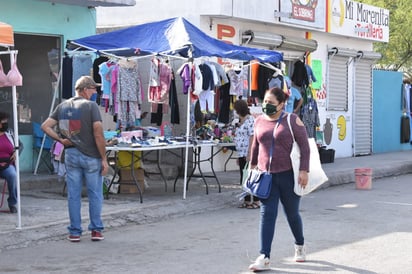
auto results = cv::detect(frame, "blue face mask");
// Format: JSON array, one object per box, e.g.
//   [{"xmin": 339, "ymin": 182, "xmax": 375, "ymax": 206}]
[{"xmin": 90, "ymin": 93, "xmax": 97, "ymax": 102}]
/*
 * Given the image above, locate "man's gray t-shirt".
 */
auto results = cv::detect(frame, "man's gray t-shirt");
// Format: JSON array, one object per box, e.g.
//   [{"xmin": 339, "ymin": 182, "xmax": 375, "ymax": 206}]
[{"xmin": 50, "ymin": 97, "xmax": 102, "ymax": 158}]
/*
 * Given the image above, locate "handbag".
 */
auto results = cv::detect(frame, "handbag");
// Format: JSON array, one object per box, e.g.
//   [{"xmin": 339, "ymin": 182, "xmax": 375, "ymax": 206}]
[
  {"xmin": 242, "ymin": 115, "xmax": 283, "ymax": 199},
  {"xmin": 287, "ymin": 114, "xmax": 328, "ymax": 196},
  {"xmin": 243, "ymin": 168, "xmax": 272, "ymax": 199}
]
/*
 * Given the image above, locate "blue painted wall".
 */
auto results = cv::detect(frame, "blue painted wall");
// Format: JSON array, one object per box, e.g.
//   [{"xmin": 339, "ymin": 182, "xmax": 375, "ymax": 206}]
[{"xmin": 373, "ymin": 70, "xmax": 411, "ymax": 153}]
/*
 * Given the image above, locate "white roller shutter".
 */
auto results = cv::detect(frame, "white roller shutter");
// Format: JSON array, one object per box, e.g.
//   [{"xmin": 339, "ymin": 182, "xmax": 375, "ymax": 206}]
[
  {"xmin": 327, "ymin": 56, "xmax": 348, "ymax": 111},
  {"xmin": 354, "ymin": 59, "xmax": 373, "ymax": 156}
]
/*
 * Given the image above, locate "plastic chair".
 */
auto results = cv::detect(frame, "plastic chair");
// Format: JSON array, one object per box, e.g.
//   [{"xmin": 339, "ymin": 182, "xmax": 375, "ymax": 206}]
[{"xmin": 32, "ymin": 122, "xmax": 54, "ymax": 173}]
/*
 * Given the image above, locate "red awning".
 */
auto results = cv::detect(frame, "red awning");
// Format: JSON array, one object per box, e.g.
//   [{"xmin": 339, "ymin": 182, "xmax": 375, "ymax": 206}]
[{"xmin": 0, "ymin": 22, "xmax": 14, "ymax": 47}]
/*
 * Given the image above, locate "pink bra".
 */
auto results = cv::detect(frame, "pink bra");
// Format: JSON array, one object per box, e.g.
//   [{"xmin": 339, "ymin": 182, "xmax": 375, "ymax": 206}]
[{"xmin": 0, "ymin": 54, "xmax": 23, "ymax": 87}]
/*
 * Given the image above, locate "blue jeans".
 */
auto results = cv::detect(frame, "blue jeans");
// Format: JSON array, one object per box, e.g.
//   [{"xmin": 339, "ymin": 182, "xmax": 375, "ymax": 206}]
[
  {"xmin": 0, "ymin": 165, "xmax": 17, "ymax": 207},
  {"xmin": 259, "ymin": 169, "xmax": 304, "ymax": 258},
  {"xmin": 65, "ymin": 148, "xmax": 104, "ymax": 236}
]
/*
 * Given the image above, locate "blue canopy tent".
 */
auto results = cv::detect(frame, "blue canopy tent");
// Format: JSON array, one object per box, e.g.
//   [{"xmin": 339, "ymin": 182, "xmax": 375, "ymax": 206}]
[
  {"xmin": 67, "ymin": 17, "xmax": 282, "ymax": 63},
  {"xmin": 67, "ymin": 17, "xmax": 283, "ymax": 199}
]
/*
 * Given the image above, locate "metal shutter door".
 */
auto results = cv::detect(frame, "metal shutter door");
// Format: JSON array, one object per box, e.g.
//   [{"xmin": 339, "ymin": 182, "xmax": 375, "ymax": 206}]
[
  {"xmin": 328, "ymin": 56, "xmax": 348, "ymax": 111},
  {"xmin": 354, "ymin": 60, "xmax": 373, "ymax": 156}
]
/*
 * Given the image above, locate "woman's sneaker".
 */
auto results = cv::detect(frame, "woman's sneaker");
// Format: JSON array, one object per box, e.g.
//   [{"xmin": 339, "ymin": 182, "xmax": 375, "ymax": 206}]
[
  {"xmin": 294, "ymin": 244, "xmax": 306, "ymax": 262},
  {"xmin": 249, "ymin": 254, "xmax": 270, "ymax": 271}
]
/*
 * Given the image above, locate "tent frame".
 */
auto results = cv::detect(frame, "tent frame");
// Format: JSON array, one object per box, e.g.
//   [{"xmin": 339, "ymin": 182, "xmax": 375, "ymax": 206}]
[
  {"xmin": 0, "ymin": 49, "xmax": 22, "ymax": 229},
  {"xmin": 66, "ymin": 17, "xmax": 283, "ymax": 200}
]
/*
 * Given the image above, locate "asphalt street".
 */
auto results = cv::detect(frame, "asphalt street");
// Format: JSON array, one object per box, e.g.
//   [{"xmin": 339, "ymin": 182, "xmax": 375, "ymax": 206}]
[{"xmin": 0, "ymin": 173, "xmax": 411, "ymax": 273}]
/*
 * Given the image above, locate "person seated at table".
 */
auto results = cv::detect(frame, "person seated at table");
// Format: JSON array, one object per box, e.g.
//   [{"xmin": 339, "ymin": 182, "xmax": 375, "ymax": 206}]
[{"xmin": 233, "ymin": 99, "xmax": 259, "ymax": 209}]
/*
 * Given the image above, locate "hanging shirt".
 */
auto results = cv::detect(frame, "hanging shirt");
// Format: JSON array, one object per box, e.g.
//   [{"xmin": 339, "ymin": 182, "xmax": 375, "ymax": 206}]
[
  {"xmin": 227, "ymin": 67, "xmax": 248, "ymax": 97},
  {"xmin": 98, "ymin": 61, "xmax": 113, "ymax": 99}
]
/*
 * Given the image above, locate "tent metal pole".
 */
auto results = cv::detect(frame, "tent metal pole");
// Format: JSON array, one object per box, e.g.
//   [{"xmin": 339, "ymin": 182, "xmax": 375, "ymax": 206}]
[
  {"xmin": 0, "ymin": 50, "xmax": 18, "ymax": 55},
  {"xmin": 33, "ymin": 61, "xmax": 62, "ymax": 175},
  {"xmin": 7, "ymin": 51, "xmax": 22, "ymax": 229},
  {"xmin": 182, "ymin": 72, "xmax": 191, "ymax": 200}
]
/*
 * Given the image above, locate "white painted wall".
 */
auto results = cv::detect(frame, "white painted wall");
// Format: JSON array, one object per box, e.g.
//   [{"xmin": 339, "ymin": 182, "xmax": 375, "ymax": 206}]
[{"xmin": 97, "ymin": 0, "xmax": 232, "ymax": 28}]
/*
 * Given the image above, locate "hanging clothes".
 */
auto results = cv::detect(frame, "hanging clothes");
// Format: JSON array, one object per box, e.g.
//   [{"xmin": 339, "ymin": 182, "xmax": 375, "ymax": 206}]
[
  {"xmin": 62, "ymin": 55, "xmax": 73, "ymax": 99},
  {"xmin": 291, "ymin": 60, "xmax": 309, "ymax": 88},
  {"xmin": 177, "ymin": 62, "xmax": 192, "ymax": 94},
  {"xmin": 0, "ymin": 54, "xmax": 23, "ymax": 87},
  {"xmin": 169, "ymin": 71, "xmax": 180, "ymax": 124},
  {"xmin": 195, "ymin": 62, "xmax": 216, "ymax": 113},
  {"xmin": 117, "ymin": 59, "xmax": 142, "ymax": 129},
  {"xmin": 301, "ymin": 97, "xmax": 320, "ymax": 138},
  {"xmin": 93, "ymin": 56, "xmax": 109, "ymax": 99},
  {"xmin": 148, "ymin": 58, "xmax": 172, "ymax": 113},
  {"xmin": 218, "ymin": 78, "xmax": 231, "ymax": 124},
  {"xmin": 255, "ymin": 65, "xmax": 275, "ymax": 99},
  {"xmin": 227, "ymin": 66, "xmax": 248, "ymax": 98},
  {"xmin": 208, "ymin": 61, "xmax": 229, "ymax": 86},
  {"xmin": 402, "ymin": 83, "xmax": 412, "ymax": 143},
  {"xmin": 72, "ymin": 54, "xmax": 93, "ymax": 96},
  {"xmin": 400, "ymin": 114, "xmax": 410, "ymax": 143},
  {"xmin": 250, "ymin": 62, "xmax": 259, "ymax": 93}
]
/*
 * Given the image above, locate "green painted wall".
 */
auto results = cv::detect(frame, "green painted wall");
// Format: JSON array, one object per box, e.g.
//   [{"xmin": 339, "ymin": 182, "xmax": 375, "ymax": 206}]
[{"xmin": 0, "ymin": 0, "xmax": 96, "ymax": 43}]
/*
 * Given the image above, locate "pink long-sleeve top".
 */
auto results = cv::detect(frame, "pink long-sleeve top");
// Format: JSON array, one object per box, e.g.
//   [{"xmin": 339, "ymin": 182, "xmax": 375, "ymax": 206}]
[{"xmin": 250, "ymin": 113, "xmax": 310, "ymax": 173}]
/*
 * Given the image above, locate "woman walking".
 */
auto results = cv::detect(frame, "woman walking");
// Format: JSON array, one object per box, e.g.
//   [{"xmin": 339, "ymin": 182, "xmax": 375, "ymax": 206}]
[{"xmin": 248, "ymin": 87, "xmax": 310, "ymax": 271}]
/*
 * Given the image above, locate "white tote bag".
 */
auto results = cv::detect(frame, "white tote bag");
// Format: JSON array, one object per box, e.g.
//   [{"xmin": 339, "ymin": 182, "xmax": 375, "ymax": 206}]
[{"xmin": 287, "ymin": 114, "xmax": 328, "ymax": 196}]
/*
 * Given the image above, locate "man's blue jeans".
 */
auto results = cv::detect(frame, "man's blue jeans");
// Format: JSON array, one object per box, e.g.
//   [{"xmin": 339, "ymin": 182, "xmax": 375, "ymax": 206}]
[
  {"xmin": 259, "ymin": 169, "xmax": 304, "ymax": 258},
  {"xmin": 65, "ymin": 148, "xmax": 104, "ymax": 236},
  {"xmin": 0, "ymin": 165, "xmax": 17, "ymax": 207}
]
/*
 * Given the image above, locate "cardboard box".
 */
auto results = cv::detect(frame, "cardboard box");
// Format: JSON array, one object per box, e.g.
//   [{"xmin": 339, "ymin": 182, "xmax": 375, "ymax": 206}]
[{"xmin": 119, "ymin": 168, "xmax": 145, "ymax": 194}]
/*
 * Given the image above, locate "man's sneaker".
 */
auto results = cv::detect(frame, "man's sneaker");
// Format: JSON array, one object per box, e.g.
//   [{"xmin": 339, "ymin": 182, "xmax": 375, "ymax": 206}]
[
  {"xmin": 294, "ymin": 244, "xmax": 306, "ymax": 262},
  {"xmin": 91, "ymin": 230, "xmax": 104, "ymax": 241},
  {"xmin": 67, "ymin": 235, "xmax": 80, "ymax": 242},
  {"xmin": 249, "ymin": 254, "xmax": 270, "ymax": 271}
]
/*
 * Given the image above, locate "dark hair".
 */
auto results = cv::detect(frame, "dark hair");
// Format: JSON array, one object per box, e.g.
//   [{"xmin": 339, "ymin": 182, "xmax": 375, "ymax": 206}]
[
  {"xmin": 234, "ymin": 99, "xmax": 250, "ymax": 117},
  {"xmin": 0, "ymin": 111, "xmax": 10, "ymax": 121},
  {"xmin": 265, "ymin": 87, "xmax": 287, "ymax": 103}
]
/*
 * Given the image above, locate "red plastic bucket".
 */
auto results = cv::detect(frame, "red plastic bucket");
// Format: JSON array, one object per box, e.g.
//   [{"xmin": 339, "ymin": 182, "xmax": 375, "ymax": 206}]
[{"xmin": 355, "ymin": 168, "xmax": 372, "ymax": 190}]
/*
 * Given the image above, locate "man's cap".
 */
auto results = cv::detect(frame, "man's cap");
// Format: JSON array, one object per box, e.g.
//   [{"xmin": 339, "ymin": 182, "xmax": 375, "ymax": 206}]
[{"xmin": 75, "ymin": 76, "xmax": 100, "ymax": 90}]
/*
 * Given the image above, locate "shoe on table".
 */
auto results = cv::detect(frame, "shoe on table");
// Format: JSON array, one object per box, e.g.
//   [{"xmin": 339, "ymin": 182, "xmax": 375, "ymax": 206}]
[
  {"xmin": 9, "ymin": 206, "xmax": 17, "ymax": 214},
  {"xmin": 294, "ymin": 244, "xmax": 306, "ymax": 262},
  {"xmin": 91, "ymin": 230, "xmax": 104, "ymax": 241},
  {"xmin": 249, "ymin": 254, "xmax": 270, "ymax": 271},
  {"xmin": 67, "ymin": 235, "xmax": 80, "ymax": 242}
]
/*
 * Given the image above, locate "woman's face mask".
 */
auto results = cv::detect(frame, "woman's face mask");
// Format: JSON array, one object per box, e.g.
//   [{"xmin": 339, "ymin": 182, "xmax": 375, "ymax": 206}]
[
  {"xmin": 0, "ymin": 122, "xmax": 8, "ymax": 132},
  {"xmin": 262, "ymin": 103, "xmax": 279, "ymax": 116}
]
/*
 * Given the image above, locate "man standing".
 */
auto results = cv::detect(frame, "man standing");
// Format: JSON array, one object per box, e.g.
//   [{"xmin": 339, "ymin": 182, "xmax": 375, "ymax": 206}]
[{"xmin": 42, "ymin": 75, "xmax": 108, "ymax": 242}]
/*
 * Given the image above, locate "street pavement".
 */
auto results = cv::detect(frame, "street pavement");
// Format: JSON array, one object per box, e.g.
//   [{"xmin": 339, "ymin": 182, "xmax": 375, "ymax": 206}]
[{"xmin": 0, "ymin": 150, "xmax": 411, "ymax": 253}]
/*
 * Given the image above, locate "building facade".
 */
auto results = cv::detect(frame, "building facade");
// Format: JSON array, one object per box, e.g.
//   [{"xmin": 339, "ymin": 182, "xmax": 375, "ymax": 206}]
[
  {"xmin": 97, "ymin": 0, "xmax": 390, "ymax": 163},
  {"xmin": 0, "ymin": 0, "xmax": 134, "ymax": 172}
]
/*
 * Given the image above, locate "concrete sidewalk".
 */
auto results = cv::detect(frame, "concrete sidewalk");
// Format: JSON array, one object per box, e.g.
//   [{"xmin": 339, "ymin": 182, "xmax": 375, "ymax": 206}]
[{"xmin": 0, "ymin": 150, "xmax": 411, "ymax": 252}]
